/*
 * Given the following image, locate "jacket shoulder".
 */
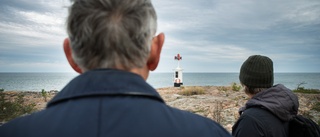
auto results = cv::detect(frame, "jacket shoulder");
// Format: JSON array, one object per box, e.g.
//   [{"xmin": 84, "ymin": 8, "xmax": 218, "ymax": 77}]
[
  {"xmin": 233, "ymin": 107, "xmax": 288, "ymax": 137},
  {"xmin": 155, "ymin": 104, "xmax": 231, "ymax": 136}
]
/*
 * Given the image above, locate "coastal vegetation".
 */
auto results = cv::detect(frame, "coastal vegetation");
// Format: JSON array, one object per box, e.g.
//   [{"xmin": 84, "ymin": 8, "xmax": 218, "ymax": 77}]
[
  {"xmin": 293, "ymin": 88, "xmax": 320, "ymax": 94},
  {"xmin": 293, "ymin": 82, "xmax": 320, "ymax": 94},
  {"xmin": 178, "ymin": 86, "xmax": 205, "ymax": 96},
  {"xmin": 231, "ymin": 82, "xmax": 241, "ymax": 91},
  {"xmin": 0, "ymin": 89, "xmax": 37, "ymax": 122},
  {"xmin": 41, "ymin": 89, "xmax": 48, "ymax": 102}
]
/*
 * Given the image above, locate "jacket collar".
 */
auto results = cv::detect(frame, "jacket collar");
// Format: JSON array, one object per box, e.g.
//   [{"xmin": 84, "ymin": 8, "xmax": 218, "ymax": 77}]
[
  {"xmin": 47, "ymin": 69, "xmax": 164, "ymax": 107},
  {"xmin": 239, "ymin": 84, "xmax": 299, "ymax": 121}
]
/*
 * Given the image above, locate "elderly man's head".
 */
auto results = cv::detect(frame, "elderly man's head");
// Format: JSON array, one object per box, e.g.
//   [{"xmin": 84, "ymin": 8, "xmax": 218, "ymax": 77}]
[{"xmin": 65, "ymin": 0, "xmax": 158, "ymax": 72}]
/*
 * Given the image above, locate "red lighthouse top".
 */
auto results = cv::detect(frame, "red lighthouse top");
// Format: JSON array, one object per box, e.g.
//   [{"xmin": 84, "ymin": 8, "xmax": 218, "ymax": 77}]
[{"xmin": 174, "ymin": 54, "xmax": 182, "ymax": 60}]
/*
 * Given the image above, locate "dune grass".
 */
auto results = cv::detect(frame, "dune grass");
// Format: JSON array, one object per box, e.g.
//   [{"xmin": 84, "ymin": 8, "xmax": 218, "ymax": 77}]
[{"xmin": 178, "ymin": 86, "xmax": 205, "ymax": 96}]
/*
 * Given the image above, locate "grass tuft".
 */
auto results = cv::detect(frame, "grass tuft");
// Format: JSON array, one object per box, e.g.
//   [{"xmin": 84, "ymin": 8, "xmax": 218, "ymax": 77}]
[{"xmin": 178, "ymin": 86, "xmax": 205, "ymax": 96}]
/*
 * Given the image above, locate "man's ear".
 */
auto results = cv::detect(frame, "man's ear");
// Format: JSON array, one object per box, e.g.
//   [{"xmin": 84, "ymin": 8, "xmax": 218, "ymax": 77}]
[
  {"xmin": 63, "ymin": 38, "xmax": 82, "ymax": 74},
  {"xmin": 147, "ymin": 33, "xmax": 165, "ymax": 71}
]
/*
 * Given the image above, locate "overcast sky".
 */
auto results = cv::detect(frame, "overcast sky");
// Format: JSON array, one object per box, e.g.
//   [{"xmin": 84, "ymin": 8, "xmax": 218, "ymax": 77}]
[{"xmin": 0, "ymin": 0, "xmax": 319, "ymax": 73}]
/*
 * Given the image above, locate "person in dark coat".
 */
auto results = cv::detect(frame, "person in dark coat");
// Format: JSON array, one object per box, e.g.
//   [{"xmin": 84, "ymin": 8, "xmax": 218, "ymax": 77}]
[
  {"xmin": 0, "ymin": 0, "xmax": 231, "ymax": 137},
  {"xmin": 232, "ymin": 55, "xmax": 299, "ymax": 137}
]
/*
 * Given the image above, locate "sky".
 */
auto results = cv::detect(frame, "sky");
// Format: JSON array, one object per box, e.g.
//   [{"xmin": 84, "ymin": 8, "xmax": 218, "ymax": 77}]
[{"xmin": 0, "ymin": 0, "xmax": 319, "ymax": 73}]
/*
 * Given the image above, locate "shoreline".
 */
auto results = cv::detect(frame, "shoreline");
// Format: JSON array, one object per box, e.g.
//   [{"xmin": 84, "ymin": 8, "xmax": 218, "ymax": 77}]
[
  {"xmin": 1, "ymin": 86, "xmax": 320, "ymax": 132},
  {"xmin": 3, "ymin": 85, "xmax": 320, "ymax": 93}
]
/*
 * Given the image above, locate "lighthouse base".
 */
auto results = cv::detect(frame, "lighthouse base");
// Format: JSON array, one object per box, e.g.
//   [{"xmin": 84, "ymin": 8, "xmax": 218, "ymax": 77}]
[{"xmin": 174, "ymin": 83, "xmax": 183, "ymax": 87}]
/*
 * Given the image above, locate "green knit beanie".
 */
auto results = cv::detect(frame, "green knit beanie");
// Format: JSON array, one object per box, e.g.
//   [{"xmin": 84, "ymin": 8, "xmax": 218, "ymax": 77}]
[{"xmin": 239, "ymin": 55, "xmax": 274, "ymax": 88}]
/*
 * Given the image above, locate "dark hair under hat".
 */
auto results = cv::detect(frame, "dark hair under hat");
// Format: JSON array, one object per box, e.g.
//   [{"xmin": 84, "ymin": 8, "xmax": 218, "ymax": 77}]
[{"xmin": 239, "ymin": 55, "xmax": 274, "ymax": 88}]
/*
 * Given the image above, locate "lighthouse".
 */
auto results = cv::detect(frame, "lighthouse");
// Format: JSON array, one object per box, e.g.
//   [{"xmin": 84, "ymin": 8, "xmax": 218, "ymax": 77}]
[{"xmin": 173, "ymin": 54, "xmax": 183, "ymax": 87}]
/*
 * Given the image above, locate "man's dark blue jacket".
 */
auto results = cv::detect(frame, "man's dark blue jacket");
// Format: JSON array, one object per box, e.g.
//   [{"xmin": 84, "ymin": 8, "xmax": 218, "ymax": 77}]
[{"xmin": 0, "ymin": 69, "xmax": 231, "ymax": 137}]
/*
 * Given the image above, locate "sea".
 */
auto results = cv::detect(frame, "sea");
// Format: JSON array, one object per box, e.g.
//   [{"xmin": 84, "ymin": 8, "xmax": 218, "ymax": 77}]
[{"xmin": 0, "ymin": 72, "xmax": 319, "ymax": 92}]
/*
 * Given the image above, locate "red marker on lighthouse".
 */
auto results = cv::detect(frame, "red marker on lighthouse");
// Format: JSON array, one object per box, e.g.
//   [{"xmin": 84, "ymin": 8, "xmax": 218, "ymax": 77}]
[{"xmin": 174, "ymin": 54, "xmax": 182, "ymax": 60}]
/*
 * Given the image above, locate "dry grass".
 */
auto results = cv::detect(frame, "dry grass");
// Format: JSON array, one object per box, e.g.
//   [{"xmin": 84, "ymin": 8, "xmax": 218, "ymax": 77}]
[{"xmin": 178, "ymin": 86, "xmax": 206, "ymax": 96}]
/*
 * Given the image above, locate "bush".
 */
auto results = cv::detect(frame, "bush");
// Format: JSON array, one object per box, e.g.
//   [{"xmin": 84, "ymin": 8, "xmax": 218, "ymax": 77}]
[
  {"xmin": 178, "ymin": 86, "xmax": 205, "ymax": 96},
  {"xmin": 293, "ymin": 82, "xmax": 320, "ymax": 94},
  {"xmin": 41, "ymin": 89, "xmax": 48, "ymax": 102},
  {"xmin": 293, "ymin": 87, "xmax": 320, "ymax": 94},
  {"xmin": 0, "ymin": 91, "xmax": 37, "ymax": 122},
  {"xmin": 231, "ymin": 82, "xmax": 241, "ymax": 91}
]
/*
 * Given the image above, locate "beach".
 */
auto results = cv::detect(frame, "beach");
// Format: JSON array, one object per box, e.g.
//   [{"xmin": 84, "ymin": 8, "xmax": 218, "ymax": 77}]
[{"xmin": 1, "ymin": 86, "xmax": 319, "ymax": 132}]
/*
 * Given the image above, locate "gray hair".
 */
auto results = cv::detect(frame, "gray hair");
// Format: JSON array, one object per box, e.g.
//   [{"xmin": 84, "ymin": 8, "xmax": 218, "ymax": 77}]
[{"xmin": 67, "ymin": 0, "xmax": 157, "ymax": 71}]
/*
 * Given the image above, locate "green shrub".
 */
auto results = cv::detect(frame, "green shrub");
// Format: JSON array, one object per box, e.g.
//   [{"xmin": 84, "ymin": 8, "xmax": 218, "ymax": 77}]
[
  {"xmin": 178, "ymin": 86, "xmax": 205, "ymax": 96},
  {"xmin": 41, "ymin": 89, "xmax": 48, "ymax": 102},
  {"xmin": 0, "ymin": 89, "xmax": 4, "ymax": 92},
  {"xmin": 293, "ymin": 82, "xmax": 319, "ymax": 94},
  {"xmin": 231, "ymin": 82, "xmax": 241, "ymax": 91},
  {"xmin": 293, "ymin": 88, "xmax": 320, "ymax": 94},
  {"xmin": 0, "ymin": 91, "xmax": 37, "ymax": 122}
]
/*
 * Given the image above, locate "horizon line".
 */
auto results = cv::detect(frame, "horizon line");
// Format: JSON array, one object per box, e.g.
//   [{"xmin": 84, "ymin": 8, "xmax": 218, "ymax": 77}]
[{"xmin": 0, "ymin": 71, "xmax": 320, "ymax": 73}]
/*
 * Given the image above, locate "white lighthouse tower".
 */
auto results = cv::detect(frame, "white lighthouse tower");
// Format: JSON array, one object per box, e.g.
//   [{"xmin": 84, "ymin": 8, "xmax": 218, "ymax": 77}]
[{"xmin": 173, "ymin": 54, "xmax": 183, "ymax": 87}]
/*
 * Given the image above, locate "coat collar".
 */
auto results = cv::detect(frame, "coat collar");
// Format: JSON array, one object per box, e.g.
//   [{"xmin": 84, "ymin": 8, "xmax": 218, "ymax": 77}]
[
  {"xmin": 47, "ymin": 69, "xmax": 164, "ymax": 107},
  {"xmin": 239, "ymin": 84, "xmax": 299, "ymax": 121}
]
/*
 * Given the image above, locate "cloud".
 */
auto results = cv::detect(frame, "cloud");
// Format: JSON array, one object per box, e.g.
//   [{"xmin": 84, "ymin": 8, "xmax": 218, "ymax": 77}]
[
  {"xmin": 0, "ymin": 1, "xmax": 67, "ymax": 43},
  {"xmin": 0, "ymin": 0, "xmax": 70, "ymax": 72},
  {"xmin": 0, "ymin": 0, "xmax": 319, "ymax": 72},
  {"xmin": 153, "ymin": 0, "xmax": 320, "ymax": 72}
]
